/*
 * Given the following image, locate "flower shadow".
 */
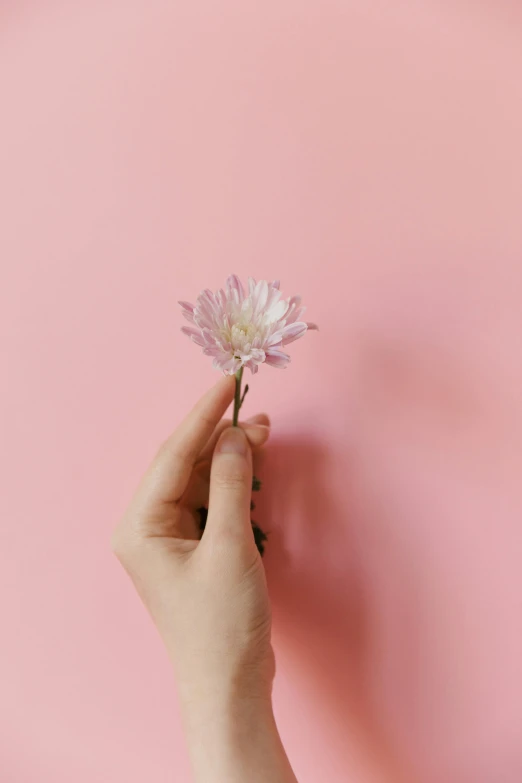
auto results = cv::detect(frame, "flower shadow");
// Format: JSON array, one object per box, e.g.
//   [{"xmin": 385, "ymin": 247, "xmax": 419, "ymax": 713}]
[{"xmin": 256, "ymin": 434, "xmax": 415, "ymax": 783}]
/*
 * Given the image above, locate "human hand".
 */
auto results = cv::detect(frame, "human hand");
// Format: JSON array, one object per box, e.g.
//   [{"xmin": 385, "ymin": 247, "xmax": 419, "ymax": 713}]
[
  {"xmin": 112, "ymin": 376, "xmax": 298, "ymax": 782},
  {"xmin": 111, "ymin": 375, "xmax": 274, "ymax": 705}
]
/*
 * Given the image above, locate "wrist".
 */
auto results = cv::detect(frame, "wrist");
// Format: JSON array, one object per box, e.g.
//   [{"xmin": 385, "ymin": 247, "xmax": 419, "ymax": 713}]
[
  {"xmin": 177, "ymin": 667, "xmax": 274, "ymax": 728},
  {"xmin": 181, "ymin": 685, "xmax": 274, "ymax": 730},
  {"xmin": 172, "ymin": 641, "xmax": 276, "ymax": 717},
  {"xmin": 175, "ymin": 655, "xmax": 296, "ymax": 783},
  {"xmin": 181, "ymin": 690, "xmax": 286, "ymax": 783}
]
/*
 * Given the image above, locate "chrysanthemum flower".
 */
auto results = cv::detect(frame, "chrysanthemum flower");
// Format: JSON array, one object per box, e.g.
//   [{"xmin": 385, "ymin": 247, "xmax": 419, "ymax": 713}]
[{"xmin": 179, "ymin": 275, "xmax": 318, "ymax": 375}]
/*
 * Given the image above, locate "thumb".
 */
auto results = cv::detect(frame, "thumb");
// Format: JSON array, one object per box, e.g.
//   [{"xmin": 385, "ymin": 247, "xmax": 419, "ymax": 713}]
[{"xmin": 204, "ymin": 426, "xmax": 254, "ymax": 549}]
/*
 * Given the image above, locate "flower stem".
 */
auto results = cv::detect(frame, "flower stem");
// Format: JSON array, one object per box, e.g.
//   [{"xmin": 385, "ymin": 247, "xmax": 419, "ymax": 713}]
[{"xmin": 232, "ymin": 366, "xmax": 244, "ymax": 426}]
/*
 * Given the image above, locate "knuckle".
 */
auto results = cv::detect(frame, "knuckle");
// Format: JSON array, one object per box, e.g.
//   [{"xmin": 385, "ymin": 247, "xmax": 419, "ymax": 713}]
[
  {"xmin": 179, "ymin": 444, "xmax": 201, "ymax": 465},
  {"xmin": 110, "ymin": 522, "xmax": 140, "ymax": 567},
  {"xmin": 110, "ymin": 525, "xmax": 124, "ymax": 556},
  {"xmin": 110, "ymin": 525, "xmax": 129, "ymax": 561}
]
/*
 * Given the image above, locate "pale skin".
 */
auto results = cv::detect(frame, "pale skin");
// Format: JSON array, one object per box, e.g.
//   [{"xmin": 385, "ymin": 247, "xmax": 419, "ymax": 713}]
[{"xmin": 112, "ymin": 375, "xmax": 298, "ymax": 783}]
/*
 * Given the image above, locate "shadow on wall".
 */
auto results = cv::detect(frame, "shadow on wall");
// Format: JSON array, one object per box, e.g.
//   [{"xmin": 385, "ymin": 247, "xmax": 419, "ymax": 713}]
[{"xmin": 257, "ymin": 434, "xmax": 417, "ymax": 783}]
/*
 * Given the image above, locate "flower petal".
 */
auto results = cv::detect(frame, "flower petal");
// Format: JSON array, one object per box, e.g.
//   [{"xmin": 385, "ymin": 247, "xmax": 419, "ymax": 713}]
[
  {"xmin": 194, "ymin": 300, "xmax": 217, "ymax": 329},
  {"xmin": 240, "ymin": 298, "xmax": 253, "ymax": 321},
  {"xmin": 281, "ymin": 321, "xmax": 308, "ymax": 345},
  {"xmin": 285, "ymin": 299, "xmax": 305, "ymax": 325},
  {"xmin": 181, "ymin": 326, "xmax": 206, "ymax": 346},
  {"xmin": 270, "ymin": 299, "xmax": 289, "ymax": 322},
  {"xmin": 306, "ymin": 322, "xmax": 319, "ymax": 331},
  {"xmin": 199, "ymin": 289, "xmax": 216, "ymax": 309},
  {"xmin": 215, "ymin": 288, "xmax": 227, "ymax": 312},
  {"xmin": 194, "ymin": 313, "xmax": 213, "ymax": 330},
  {"xmin": 244, "ymin": 357, "xmax": 261, "ymax": 374},
  {"xmin": 182, "ymin": 308, "xmax": 196, "ymax": 323},
  {"xmin": 266, "ymin": 286, "xmax": 282, "ymax": 310},
  {"xmin": 201, "ymin": 327, "xmax": 220, "ymax": 346},
  {"xmin": 226, "ymin": 274, "xmax": 245, "ymax": 301},
  {"xmin": 250, "ymin": 348, "xmax": 266, "ymax": 363},
  {"xmin": 266, "ymin": 329, "xmax": 284, "ymax": 347},
  {"xmin": 213, "ymin": 355, "xmax": 240, "ymax": 374},
  {"xmin": 265, "ymin": 348, "xmax": 291, "ymax": 368},
  {"xmin": 253, "ymin": 279, "xmax": 269, "ymax": 316}
]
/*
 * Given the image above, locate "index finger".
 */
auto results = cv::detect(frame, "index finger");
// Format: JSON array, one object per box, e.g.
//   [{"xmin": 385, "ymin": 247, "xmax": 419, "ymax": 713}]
[{"xmin": 136, "ymin": 375, "xmax": 236, "ymax": 508}]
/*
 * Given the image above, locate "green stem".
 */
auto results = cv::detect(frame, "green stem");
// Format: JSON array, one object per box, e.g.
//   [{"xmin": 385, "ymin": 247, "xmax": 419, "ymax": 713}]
[{"xmin": 232, "ymin": 366, "xmax": 244, "ymax": 426}]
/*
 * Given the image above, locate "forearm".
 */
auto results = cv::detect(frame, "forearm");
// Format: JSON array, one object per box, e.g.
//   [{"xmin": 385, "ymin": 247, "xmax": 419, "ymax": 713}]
[{"xmin": 180, "ymin": 690, "xmax": 298, "ymax": 783}]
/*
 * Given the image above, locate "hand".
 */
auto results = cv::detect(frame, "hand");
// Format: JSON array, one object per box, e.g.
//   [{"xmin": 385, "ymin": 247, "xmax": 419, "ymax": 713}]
[
  {"xmin": 112, "ymin": 375, "xmax": 274, "ymax": 702},
  {"xmin": 112, "ymin": 377, "xmax": 297, "ymax": 782}
]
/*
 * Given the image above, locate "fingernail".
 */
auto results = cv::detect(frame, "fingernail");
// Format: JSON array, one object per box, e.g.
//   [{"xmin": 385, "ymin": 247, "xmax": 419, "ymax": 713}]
[{"xmin": 217, "ymin": 427, "xmax": 248, "ymax": 455}]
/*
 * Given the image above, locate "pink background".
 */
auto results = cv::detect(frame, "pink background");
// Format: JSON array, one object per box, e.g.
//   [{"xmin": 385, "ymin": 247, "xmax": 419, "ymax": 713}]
[{"xmin": 1, "ymin": 2, "xmax": 522, "ymax": 781}]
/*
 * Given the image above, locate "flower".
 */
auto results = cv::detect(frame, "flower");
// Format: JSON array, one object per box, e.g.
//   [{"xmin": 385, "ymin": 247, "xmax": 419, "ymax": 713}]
[{"xmin": 179, "ymin": 275, "xmax": 318, "ymax": 374}]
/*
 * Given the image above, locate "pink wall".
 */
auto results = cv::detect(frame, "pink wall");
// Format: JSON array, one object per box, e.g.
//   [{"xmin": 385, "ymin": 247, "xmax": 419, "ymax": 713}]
[{"xmin": 1, "ymin": 2, "xmax": 521, "ymax": 781}]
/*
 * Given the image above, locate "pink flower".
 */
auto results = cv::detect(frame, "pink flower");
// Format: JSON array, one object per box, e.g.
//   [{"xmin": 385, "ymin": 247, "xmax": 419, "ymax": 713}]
[{"xmin": 179, "ymin": 275, "xmax": 318, "ymax": 374}]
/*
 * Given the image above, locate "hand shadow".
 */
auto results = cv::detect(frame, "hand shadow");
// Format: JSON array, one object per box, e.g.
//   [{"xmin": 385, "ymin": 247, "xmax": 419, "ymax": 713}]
[{"xmin": 255, "ymin": 434, "xmax": 416, "ymax": 783}]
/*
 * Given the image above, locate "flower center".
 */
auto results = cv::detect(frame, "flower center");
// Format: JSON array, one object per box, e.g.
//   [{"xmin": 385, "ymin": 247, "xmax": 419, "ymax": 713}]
[{"xmin": 229, "ymin": 321, "xmax": 258, "ymax": 355}]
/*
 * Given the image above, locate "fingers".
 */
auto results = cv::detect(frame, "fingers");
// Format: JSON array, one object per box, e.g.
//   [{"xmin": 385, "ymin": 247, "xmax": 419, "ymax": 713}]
[
  {"xmin": 135, "ymin": 375, "xmax": 236, "ymax": 512},
  {"xmin": 114, "ymin": 364, "xmax": 269, "ymax": 555},
  {"xmin": 183, "ymin": 415, "xmax": 270, "ymax": 510},
  {"xmin": 203, "ymin": 427, "xmax": 255, "ymax": 550},
  {"xmin": 198, "ymin": 413, "xmax": 270, "ymax": 461},
  {"xmin": 245, "ymin": 413, "xmax": 270, "ymax": 427}
]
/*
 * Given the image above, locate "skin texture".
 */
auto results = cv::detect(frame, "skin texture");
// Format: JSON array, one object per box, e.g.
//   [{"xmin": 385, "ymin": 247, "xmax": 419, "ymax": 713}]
[{"xmin": 112, "ymin": 375, "xmax": 298, "ymax": 783}]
